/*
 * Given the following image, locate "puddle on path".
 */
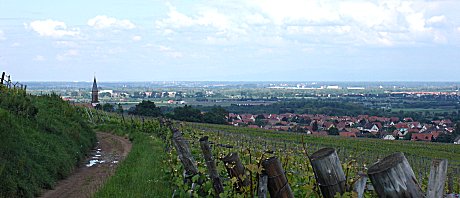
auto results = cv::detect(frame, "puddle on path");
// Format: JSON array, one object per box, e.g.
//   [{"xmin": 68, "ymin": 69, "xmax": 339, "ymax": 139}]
[{"xmin": 85, "ymin": 142, "xmax": 122, "ymax": 167}]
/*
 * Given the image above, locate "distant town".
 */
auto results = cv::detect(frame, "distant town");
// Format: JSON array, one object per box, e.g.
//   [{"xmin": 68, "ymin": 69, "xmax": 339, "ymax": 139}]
[{"xmin": 25, "ymin": 80, "xmax": 460, "ymax": 143}]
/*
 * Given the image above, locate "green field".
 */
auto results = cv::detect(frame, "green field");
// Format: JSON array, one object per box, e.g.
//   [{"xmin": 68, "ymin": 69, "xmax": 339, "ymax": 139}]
[{"xmin": 391, "ymin": 107, "xmax": 457, "ymax": 113}]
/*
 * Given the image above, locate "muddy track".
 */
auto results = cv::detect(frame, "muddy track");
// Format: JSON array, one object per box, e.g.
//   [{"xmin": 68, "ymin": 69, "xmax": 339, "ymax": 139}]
[{"xmin": 40, "ymin": 132, "xmax": 132, "ymax": 198}]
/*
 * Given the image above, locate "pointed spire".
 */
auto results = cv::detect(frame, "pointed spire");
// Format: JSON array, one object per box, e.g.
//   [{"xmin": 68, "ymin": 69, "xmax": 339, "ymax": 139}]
[{"xmin": 92, "ymin": 76, "xmax": 98, "ymax": 92}]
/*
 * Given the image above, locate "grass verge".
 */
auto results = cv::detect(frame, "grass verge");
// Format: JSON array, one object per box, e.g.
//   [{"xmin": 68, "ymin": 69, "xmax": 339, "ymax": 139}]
[
  {"xmin": 0, "ymin": 89, "xmax": 96, "ymax": 198},
  {"xmin": 94, "ymin": 127, "xmax": 172, "ymax": 197}
]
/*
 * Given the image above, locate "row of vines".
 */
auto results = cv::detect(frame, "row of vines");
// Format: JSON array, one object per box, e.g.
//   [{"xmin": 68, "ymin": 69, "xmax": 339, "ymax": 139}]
[
  {"xmin": 85, "ymin": 110, "xmax": 460, "ymax": 197},
  {"xmin": 170, "ymin": 123, "xmax": 460, "ymax": 197}
]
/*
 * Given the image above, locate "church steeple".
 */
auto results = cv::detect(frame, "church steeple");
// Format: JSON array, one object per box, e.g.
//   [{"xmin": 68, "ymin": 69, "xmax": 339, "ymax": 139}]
[{"xmin": 91, "ymin": 76, "xmax": 99, "ymax": 105}]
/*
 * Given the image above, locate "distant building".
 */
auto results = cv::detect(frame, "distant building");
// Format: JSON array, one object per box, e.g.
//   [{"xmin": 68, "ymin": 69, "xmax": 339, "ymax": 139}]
[
  {"xmin": 326, "ymin": 85, "xmax": 340, "ymax": 89},
  {"xmin": 91, "ymin": 76, "xmax": 99, "ymax": 106}
]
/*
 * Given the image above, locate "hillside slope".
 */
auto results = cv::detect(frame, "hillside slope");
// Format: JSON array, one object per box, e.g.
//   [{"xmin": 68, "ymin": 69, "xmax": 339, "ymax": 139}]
[{"xmin": 0, "ymin": 87, "xmax": 96, "ymax": 197}]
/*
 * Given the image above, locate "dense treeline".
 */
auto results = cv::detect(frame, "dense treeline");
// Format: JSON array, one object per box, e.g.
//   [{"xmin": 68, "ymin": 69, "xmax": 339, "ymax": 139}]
[
  {"xmin": 197, "ymin": 100, "xmax": 380, "ymax": 116},
  {"xmin": 128, "ymin": 101, "xmax": 228, "ymax": 124},
  {"xmin": 196, "ymin": 99, "xmax": 460, "ymax": 122},
  {"xmin": 0, "ymin": 87, "xmax": 96, "ymax": 197}
]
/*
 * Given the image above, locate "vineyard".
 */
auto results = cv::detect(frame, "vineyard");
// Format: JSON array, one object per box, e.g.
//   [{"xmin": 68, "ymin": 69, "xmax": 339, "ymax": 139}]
[
  {"xmin": 172, "ymin": 123, "xmax": 460, "ymax": 197},
  {"xmin": 87, "ymin": 111, "xmax": 460, "ymax": 197}
]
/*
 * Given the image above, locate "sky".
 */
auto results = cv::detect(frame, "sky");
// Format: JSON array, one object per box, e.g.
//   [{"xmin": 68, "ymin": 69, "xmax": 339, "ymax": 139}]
[{"xmin": 0, "ymin": 0, "xmax": 459, "ymax": 82}]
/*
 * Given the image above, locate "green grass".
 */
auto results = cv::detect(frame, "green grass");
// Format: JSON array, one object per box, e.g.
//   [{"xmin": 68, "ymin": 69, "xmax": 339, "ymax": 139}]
[
  {"xmin": 0, "ymin": 88, "xmax": 96, "ymax": 198},
  {"xmin": 94, "ymin": 125, "xmax": 172, "ymax": 197}
]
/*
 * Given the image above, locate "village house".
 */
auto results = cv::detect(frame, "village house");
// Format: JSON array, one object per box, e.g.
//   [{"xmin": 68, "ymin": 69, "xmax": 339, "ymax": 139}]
[
  {"xmin": 225, "ymin": 112, "xmax": 457, "ymax": 142},
  {"xmin": 411, "ymin": 133, "xmax": 434, "ymax": 141}
]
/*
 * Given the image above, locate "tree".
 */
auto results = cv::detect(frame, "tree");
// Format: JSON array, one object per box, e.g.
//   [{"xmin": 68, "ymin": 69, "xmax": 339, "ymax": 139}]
[
  {"xmin": 102, "ymin": 103, "xmax": 114, "ymax": 112},
  {"xmin": 327, "ymin": 127, "xmax": 339, "ymax": 135},
  {"xmin": 203, "ymin": 107, "xmax": 228, "ymax": 124},
  {"xmin": 403, "ymin": 132, "xmax": 412, "ymax": 140},
  {"xmin": 116, "ymin": 103, "xmax": 123, "ymax": 114},
  {"xmin": 454, "ymin": 122, "xmax": 460, "ymax": 137},
  {"xmin": 312, "ymin": 121, "xmax": 318, "ymax": 131},
  {"xmin": 169, "ymin": 105, "xmax": 202, "ymax": 122},
  {"xmin": 386, "ymin": 126, "xmax": 396, "ymax": 133},
  {"xmin": 256, "ymin": 114, "xmax": 266, "ymax": 120},
  {"xmin": 434, "ymin": 133, "xmax": 452, "ymax": 143},
  {"xmin": 99, "ymin": 92, "xmax": 111, "ymax": 98},
  {"xmin": 129, "ymin": 100, "xmax": 162, "ymax": 117},
  {"xmin": 195, "ymin": 92, "xmax": 205, "ymax": 98}
]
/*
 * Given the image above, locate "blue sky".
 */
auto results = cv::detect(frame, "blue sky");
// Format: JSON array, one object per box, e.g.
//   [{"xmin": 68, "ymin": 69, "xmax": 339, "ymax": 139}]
[{"xmin": 0, "ymin": 0, "xmax": 459, "ymax": 81}]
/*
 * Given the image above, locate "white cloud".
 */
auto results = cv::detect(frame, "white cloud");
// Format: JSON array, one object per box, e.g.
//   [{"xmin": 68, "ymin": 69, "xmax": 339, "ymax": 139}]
[
  {"xmin": 56, "ymin": 49, "xmax": 79, "ymax": 61},
  {"xmin": 154, "ymin": 1, "xmax": 458, "ymax": 47},
  {"xmin": 27, "ymin": 19, "xmax": 80, "ymax": 38},
  {"xmin": 54, "ymin": 41, "xmax": 78, "ymax": 48},
  {"xmin": 88, "ymin": 15, "xmax": 136, "ymax": 29},
  {"xmin": 246, "ymin": 13, "xmax": 271, "ymax": 25},
  {"xmin": 33, "ymin": 55, "xmax": 46, "ymax": 61},
  {"xmin": 157, "ymin": 45, "xmax": 183, "ymax": 58},
  {"xmin": 158, "ymin": 45, "xmax": 172, "ymax": 52},
  {"xmin": 251, "ymin": 0, "xmax": 340, "ymax": 25},
  {"xmin": 155, "ymin": 5, "xmax": 245, "ymax": 36},
  {"xmin": 427, "ymin": 15, "xmax": 446, "ymax": 24},
  {"xmin": 132, "ymin": 35, "xmax": 142, "ymax": 41}
]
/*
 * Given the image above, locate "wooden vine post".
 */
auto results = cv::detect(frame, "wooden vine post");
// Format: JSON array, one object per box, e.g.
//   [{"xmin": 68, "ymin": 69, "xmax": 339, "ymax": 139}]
[
  {"xmin": 171, "ymin": 125, "xmax": 199, "ymax": 180},
  {"xmin": 262, "ymin": 157, "xmax": 294, "ymax": 198},
  {"xmin": 0, "ymin": 72, "xmax": 4, "ymax": 85},
  {"xmin": 309, "ymin": 148, "xmax": 346, "ymax": 198},
  {"xmin": 427, "ymin": 159, "xmax": 448, "ymax": 198},
  {"xmin": 353, "ymin": 172, "xmax": 368, "ymax": 198},
  {"xmin": 258, "ymin": 174, "xmax": 268, "ymax": 198},
  {"xmin": 368, "ymin": 152, "xmax": 425, "ymax": 198},
  {"xmin": 221, "ymin": 152, "xmax": 250, "ymax": 192},
  {"xmin": 199, "ymin": 136, "xmax": 224, "ymax": 195}
]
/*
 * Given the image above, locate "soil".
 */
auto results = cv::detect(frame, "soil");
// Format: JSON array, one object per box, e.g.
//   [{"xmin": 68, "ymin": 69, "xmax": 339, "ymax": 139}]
[{"xmin": 40, "ymin": 132, "xmax": 132, "ymax": 198}]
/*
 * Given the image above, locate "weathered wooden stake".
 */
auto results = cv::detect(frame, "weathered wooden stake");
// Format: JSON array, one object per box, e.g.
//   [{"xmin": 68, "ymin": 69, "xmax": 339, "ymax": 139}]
[
  {"xmin": 353, "ymin": 172, "xmax": 368, "ymax": 198},
  {"xmin": 258, "ymin": 174, "xmax": 268, "ymax": 198},
  {"xmin": 368, "ymin": 152, "xmax": 425, "ymax": 198},
  {"xmin": 262, "ymin": 157, "xmax": 294, "ymax": 198},
  {"xmin": 309, "ymin": 148, "xmax": 346, "ymax": 198},
  {"xmin": 0, "ymin": 72, "xmax": 4, "ymax": 85},
  {"xmin": 221, "ymin": 152, "xmax": 250, "ymax": 192},
  {"xmin": 427, "ymin": 159, "xmax": 448, "ymax": 198},
  {"xmin": 199, "ymin": 136, "xmax": 224, "ymax": 196},
  {"xmin": 171, "ymin": 126, "xmax": 199, "ymax": 178}
]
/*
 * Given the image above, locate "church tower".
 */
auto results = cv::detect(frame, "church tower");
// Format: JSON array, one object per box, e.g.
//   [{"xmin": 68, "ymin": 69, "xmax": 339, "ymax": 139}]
[{"xmin": 91, "ymin": 76, "xmax": 99, "ymax": 106}]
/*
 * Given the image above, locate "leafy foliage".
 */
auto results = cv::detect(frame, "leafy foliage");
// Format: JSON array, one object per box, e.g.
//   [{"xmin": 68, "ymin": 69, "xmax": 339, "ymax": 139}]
[
  {"xmin": 129, "ymin": 100, "xmax": 162, "ymax": 117},
  {"xmin": 167, "ymin": 105, "xmax": 228, "ymax": 124},
  {"xmin": 167, "ymin": 105, "xmax": 202, "ymax": 122},
  {"xmin": 203, "ymin": 107, "xmax": 228, "ymax": 124}
]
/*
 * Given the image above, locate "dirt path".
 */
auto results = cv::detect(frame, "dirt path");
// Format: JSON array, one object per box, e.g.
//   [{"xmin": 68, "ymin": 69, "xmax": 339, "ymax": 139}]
[{"xmin": 40, "ymin": 132, "xmax": 132, "ymax": 198}]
